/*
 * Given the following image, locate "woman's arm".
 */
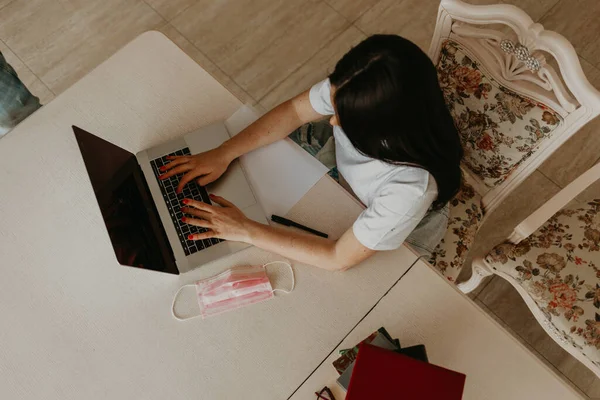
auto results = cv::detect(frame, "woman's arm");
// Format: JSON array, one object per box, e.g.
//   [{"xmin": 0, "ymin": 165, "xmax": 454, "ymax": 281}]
[
  {"xmin": 247, "ymin": 221, "xmax": 376, "ymax": 271},
  {"xmin": 220, "ymin": 90, "xmax": 323, "ymax": 161},
  {"xmin": 161, "ymin": 90, "xmax": 325, "ymax": 192},
  {"xmin": 181, "ymin": 195, "xmax": 376, "ymax": 271}
]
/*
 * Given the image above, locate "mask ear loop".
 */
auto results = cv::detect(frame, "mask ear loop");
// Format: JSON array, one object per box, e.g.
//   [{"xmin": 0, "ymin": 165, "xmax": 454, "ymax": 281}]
[
  {"xmin": 171, "ymin": 284, "xmax": 199, "ymax": 321},
  {"xmin": 263, "ymin": 261, "xmax": 295, "ymax": 294}
]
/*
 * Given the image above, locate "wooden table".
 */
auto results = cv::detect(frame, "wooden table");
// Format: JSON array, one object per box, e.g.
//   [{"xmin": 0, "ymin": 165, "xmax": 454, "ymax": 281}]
[
  {"xmin": 0, "ymin": 32, "xmax": 419, "ymax": 400},
  {"xmin": 290, "ymin": 259, "xmax": 584, "ymax": 400}
]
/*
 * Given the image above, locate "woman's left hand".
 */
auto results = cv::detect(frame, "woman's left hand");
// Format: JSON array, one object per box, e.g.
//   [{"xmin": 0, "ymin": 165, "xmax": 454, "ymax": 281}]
[{"xmin": 180, "ymin": 194, "xmax": 255, "ymax": 243}]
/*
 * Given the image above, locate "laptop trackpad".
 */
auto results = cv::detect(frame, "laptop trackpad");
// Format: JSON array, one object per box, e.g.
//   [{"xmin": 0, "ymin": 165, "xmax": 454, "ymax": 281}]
[{"xmin": 207, "ymin": 160, "xmax": 256, "ymax": 210}]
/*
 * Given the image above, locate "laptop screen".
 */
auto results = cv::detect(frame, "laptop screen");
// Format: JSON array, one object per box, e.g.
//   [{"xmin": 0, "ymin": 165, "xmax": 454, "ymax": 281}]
[{"xmin": 73, "ymin": 126, "xmax": 177, "ymax": 274}]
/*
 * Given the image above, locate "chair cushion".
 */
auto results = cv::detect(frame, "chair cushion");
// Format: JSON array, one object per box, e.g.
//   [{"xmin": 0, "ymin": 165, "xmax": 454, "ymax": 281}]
[
  {"xmin": 486, "ymin": 199, "xmax": 600, "ymax": 366},
  {"xmin": 436, "ymin": 39, "xmax": 563, "ymax": 188},
  {"xmin": 429, "ymin": 181, "xmax": 484, "ymax": 282}
]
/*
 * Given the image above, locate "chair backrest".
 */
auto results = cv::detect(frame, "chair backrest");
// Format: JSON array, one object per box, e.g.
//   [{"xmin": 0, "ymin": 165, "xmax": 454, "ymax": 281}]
[{"xmin": 429, "ymin": 0, "xmax": 600, "ymax": 214}]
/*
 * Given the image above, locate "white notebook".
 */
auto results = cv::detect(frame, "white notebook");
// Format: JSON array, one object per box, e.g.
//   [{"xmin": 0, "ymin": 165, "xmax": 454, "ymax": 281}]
[{"xmin": 225, "ymin": 105, "xmax": 328, "ymax": 217}]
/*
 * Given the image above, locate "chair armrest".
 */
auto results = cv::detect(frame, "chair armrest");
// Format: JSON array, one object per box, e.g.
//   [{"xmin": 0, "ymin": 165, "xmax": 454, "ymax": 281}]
[{"xmin": 509, "ymin": 162, "xmax": 600, "ymax": 243}]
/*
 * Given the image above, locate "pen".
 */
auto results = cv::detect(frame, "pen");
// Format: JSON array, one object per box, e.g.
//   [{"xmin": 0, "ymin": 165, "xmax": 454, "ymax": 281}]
[{"xmin": 271, "ymin": 215, "xmax": 329, "ymax": 238}]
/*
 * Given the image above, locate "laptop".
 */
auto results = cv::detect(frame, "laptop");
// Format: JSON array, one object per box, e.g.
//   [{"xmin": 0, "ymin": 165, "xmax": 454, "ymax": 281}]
[{"xmin": 73, "ymin": 123, "xmax": 268, "ymax": 275}]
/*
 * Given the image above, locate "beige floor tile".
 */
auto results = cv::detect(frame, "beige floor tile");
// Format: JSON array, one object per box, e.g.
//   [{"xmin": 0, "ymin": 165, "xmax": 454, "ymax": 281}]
[
  {"xmin": 324, "ymin": 0, "xmax": 378, "ymax": 22},
  {"xmin": 0, "ymin": 39, "xmax": 54, "ymax": 104},
  {"xmin": 0, "ymin": 0, "xmax": 114, "ymax": 73},
  {"xmin": 467, "ymin": 275, "xmax": 493, "ymax": 299},
  {"xmin": 479, "ymin": 277, "xmax": 598, "ymax": 393},
  {"xmin": 0, "ymin": 0, "xmax": 80, "ymax": 69},
  {"xmin": 259, "ymin": 26, "xmax": 365, "ymax": 110},
  {"xmin": 587, "ymin": 378, "xmax": 600, "ymax": 399},
  {"xmin": 0, "ymin": 0, "xmax": 165, "ymax": 94},
  {"xmin": 355, "ymin": 0, "xmax": 440, "ymax": 51},
  {"xmin": 355, "ymin": 0, "xmax": 560, "ymax": 52},
  {"xmin": 540, "ymin": 0, "xmax": 600, "ymax": 69},
  {"xmin": 538, "ymin": 58, "xmax": 600, "ymax": 188},
  {"xmin": 0, "ymin": 0, "xmax": 14, "ymax": 11},
  {"xmin": 462, "ymin": 0, "xmax": 560, "ymax": 22},
  {"xmin": 352, "ymin": 0, "xmax": 499, "ymax": 52},
  {"xmin": 475, "ymin": 294, "xmax": 550, "ymax": 356},
  {"xmin": 538, "ymin": 113, "xmax": 600, "ymax": 189},
  {"xmin": 158, "ymin": 24, "xmax": 254, "ymax": 104},
  {"xmin": 577, "ymin": 176, "xmax": 600, "ymax": 204},
  {"xmin": 474, "ymin": 297, "xmax": 591, "ymax": 398},
  {"xmin": 26, "ymin": 79, "xmax": 55, "ymax": 105},
  {"xmin": 543, "ymin": 122, "xmax": 600, "ymax": 180},
  {"xmin": 144, "ymin": 0, "xmax": 197, "ymax": 21},
  {"xmin": 172, "ymin": 0, "xmax": 348, "ymax": 100},
  {"xmin": 500, "ymin": 0, "xmax": 559, "ymax": 21},
  {"xmin": 471, "ymin": 170, "xmax": 561, "ymax": 258},
  {"xmin": 458, "ymin": 171, "xmax": 561, "ymax": 284}
]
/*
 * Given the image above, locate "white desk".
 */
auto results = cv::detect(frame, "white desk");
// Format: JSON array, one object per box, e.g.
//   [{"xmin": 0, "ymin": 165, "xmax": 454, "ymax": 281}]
[
  {"xmin": 290, "ymin": 259, "xmax": 583, "ymax": 400},
  {"xmin": 0, "ymin": 32, "xmax": 419, "ymax": 399}
]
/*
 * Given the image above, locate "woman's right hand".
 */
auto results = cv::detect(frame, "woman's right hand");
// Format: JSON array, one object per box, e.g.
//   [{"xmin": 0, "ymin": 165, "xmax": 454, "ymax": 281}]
[{"xmin": 159, "ymin": 146, "xmax": 233, "ymax": 193}]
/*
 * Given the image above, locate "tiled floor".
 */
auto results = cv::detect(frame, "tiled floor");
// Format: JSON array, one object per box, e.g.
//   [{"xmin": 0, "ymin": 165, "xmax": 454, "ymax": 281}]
[{"xmin": 2, "ymin": 0, "xmax": 599, "ymax": 397}]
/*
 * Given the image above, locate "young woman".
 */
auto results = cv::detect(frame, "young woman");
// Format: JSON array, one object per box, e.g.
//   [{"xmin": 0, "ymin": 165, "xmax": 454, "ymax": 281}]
[{"xmin": 160, "ymin": 35, "xmax": 463, "ymax": 271}]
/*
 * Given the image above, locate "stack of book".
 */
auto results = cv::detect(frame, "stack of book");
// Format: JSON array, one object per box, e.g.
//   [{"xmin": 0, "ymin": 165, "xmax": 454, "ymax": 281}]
[{"xmin": 333, "ymin": 327, "xmax": 466, "ymax": 399}]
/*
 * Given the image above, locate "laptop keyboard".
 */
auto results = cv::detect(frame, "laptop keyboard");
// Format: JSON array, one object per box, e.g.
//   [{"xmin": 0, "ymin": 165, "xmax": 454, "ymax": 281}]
[{"xmin": 149, "ymin": 147, "xmax": 223, "ymax": 256}]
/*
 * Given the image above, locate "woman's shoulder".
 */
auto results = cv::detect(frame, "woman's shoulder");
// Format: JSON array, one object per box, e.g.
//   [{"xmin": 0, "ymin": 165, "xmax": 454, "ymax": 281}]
[
  {"xmin": 381, "ymin": 164, "xmax": 437, "ymax": 195},
  {"xmin": 373, "ymin": 166, "xmax": 437, "ymax": 215}
]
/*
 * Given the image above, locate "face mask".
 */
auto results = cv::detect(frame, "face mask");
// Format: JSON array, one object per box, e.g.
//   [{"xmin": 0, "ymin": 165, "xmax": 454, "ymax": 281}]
[{"xmin": 171, "ymin": 261, "xmax": 295, "ymax": 321}]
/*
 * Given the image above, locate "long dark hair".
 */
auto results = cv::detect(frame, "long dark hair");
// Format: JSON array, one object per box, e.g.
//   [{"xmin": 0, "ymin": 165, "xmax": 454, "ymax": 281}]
[{"xmin": 329, "ymin": 34, "xmax": 463, "ymax": 209}]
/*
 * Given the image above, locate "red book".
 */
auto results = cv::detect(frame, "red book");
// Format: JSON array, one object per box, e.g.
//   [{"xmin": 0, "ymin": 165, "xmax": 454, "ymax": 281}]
[{"xmin": 346, "ymin": 344, "xmax": 466, "ymax": 400}]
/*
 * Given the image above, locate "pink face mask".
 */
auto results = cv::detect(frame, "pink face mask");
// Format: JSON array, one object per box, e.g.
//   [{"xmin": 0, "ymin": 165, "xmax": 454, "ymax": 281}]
[{"xmin": 171, "ymin": 262, "xmax": 295, "ymax": 321}]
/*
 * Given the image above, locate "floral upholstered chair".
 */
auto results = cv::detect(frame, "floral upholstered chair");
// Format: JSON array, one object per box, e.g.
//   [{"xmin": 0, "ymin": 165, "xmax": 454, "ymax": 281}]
[
  {"xmin": 467, "ymin": 163, "xmax": 600, "ymax": 376},
  {"xmin": 425, "ymin": 0, "xmax": 600, "ymax": 285}
]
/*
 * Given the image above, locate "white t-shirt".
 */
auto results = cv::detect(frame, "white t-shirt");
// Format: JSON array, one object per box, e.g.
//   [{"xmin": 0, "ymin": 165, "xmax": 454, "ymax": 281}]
[{"xmin": 309, "ymin": 79, "xmax": 438, "ymax": 251}]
